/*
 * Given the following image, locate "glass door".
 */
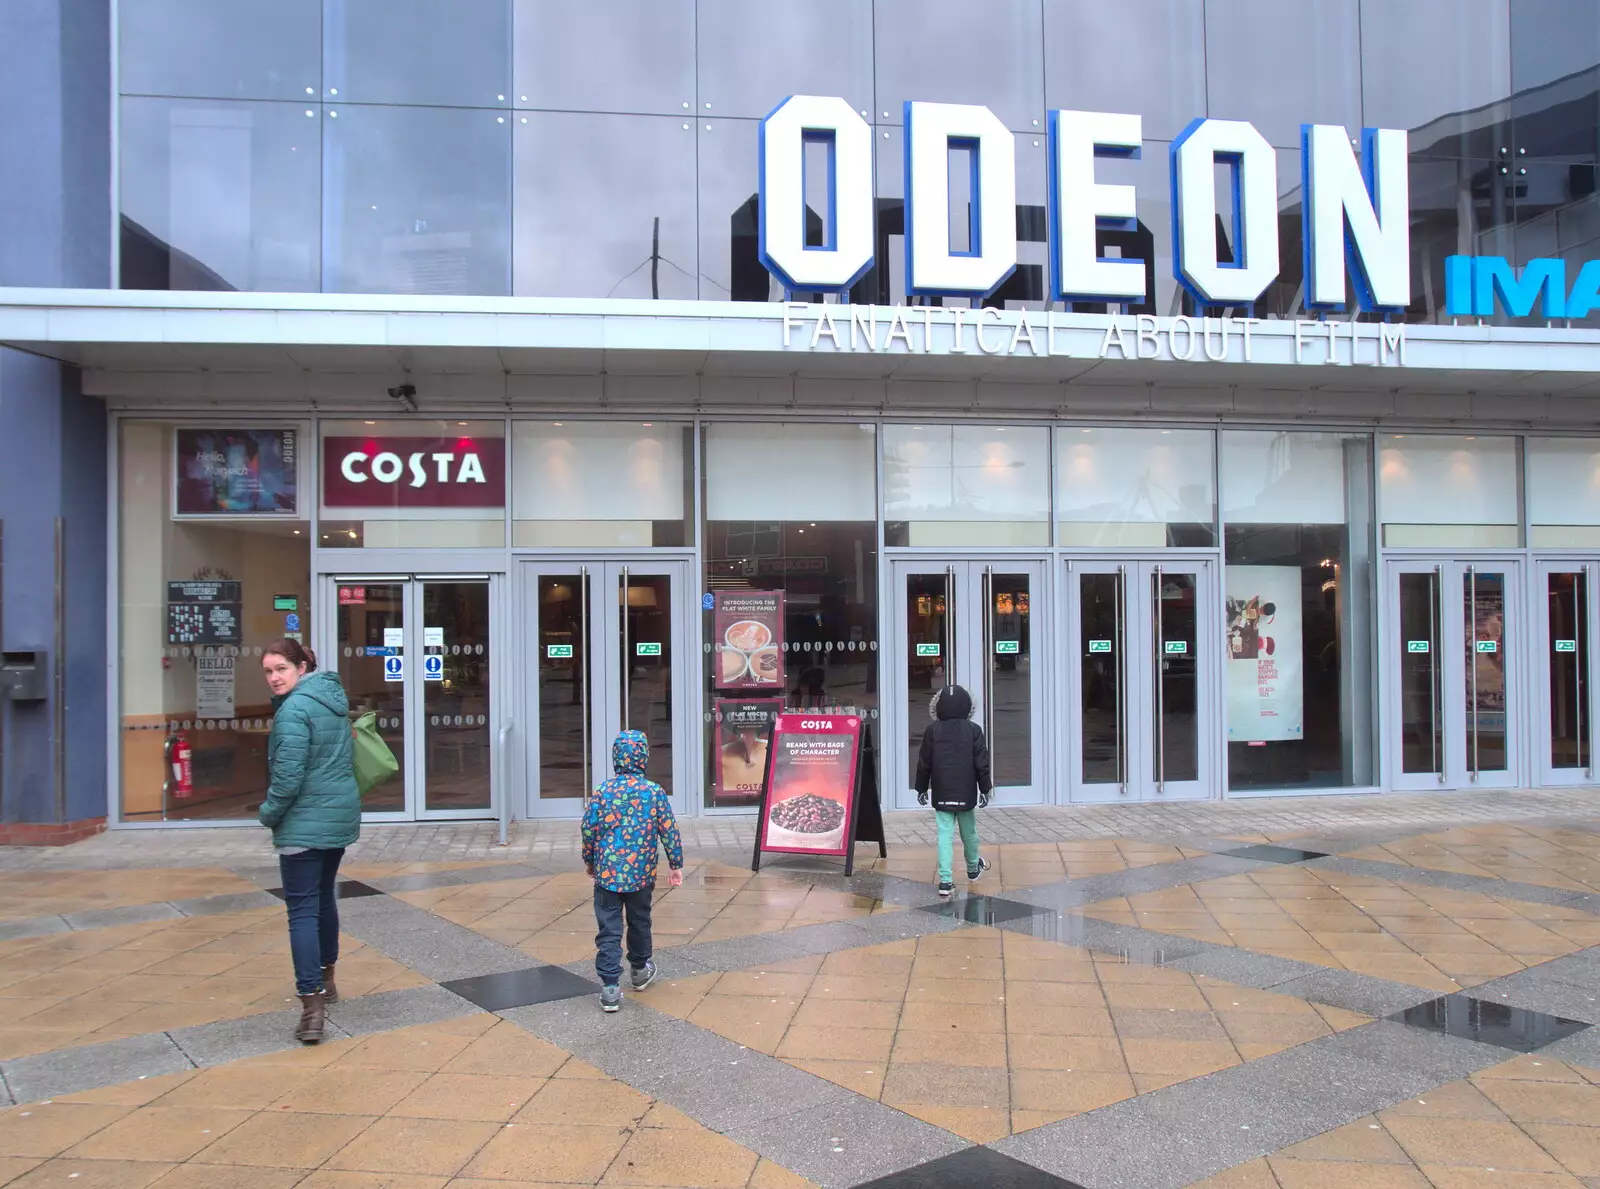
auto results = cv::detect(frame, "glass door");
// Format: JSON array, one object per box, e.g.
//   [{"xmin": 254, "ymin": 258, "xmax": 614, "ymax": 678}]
[
  {"xmin": 521, "ymin": 559, "xmax": 691, "ymax": 818},
  {"xmin": 330, "ymin": 575, "xmax": 499, "ymax": 821},
  {"xmin": 1536, "ymin": 561, "xmax": 1596, "ymax": 786},
  {"xmin": 888, "ymin": 558, "xmax": 1047, "ymax": 808},
  {"xmin": 1386, "ymin": 559, "xmax": 1523, "ymax": 790},
  {"xmin": 1066, "ymin": 558, "xmax": 1217, "ymax": 801}
]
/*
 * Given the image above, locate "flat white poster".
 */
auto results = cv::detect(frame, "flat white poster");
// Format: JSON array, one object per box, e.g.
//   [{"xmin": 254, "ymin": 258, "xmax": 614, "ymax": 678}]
[
  {"xmin": 196, "ymin": 654, "xmax": 236, "ymax": 720},
  {"xmin": 1225, "ymin": 566, "xmax": 1303, "ymax": 742}
]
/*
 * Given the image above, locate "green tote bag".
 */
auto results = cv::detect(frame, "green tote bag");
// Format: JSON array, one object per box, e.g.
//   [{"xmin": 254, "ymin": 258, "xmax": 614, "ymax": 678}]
[{"xmin": 351, "ymin": 712, "xmax": 400, "ymax": 795}]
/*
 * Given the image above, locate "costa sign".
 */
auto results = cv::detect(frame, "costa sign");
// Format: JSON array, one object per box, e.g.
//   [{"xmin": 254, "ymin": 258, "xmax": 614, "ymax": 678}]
[
  {"xmin": 322, "ymin": 436, "xmax": 505, "ymax": 508},
  {"xmin": 759, "ymin": 97, "xmax": 1411, "ymax": 312}
]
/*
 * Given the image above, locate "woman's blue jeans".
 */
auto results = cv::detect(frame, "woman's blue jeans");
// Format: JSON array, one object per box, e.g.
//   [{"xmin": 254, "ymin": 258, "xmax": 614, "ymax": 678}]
[{"xmin": 278, "ymin": 847, "xmax": 344, "ymax": 996}]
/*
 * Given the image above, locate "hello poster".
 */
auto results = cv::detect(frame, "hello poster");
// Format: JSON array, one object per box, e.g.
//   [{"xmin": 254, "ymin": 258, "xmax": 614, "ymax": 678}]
[
  {"xmin": 1225, "ymin": 566, "xmax": 1304, "ymax": 743},
  {"xmin": 755, "ymin": 714, "xmax": 862, "ymax": 857}
]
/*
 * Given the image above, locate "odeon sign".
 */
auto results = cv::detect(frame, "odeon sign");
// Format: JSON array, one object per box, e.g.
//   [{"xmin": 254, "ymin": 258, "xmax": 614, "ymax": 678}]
[{"xmin": 757, "ymin": 96, "xmax": 1413, "ymax": 311}]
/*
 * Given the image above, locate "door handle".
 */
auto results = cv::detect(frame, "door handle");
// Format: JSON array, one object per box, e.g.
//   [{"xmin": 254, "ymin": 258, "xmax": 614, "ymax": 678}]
[
  {"xmin": 1153, "ymin": 563, "xmax": 1165, "ymax": 795},
  {"xmin": 1468, "ymin": 565, "xmax": 1479, "ymax": 781},
  {"xmin": 982, "ymin": 566, "xmax": 995, "ymax": 783},
  {"xmin": 1117, "ymin": 564, "xmax": 1127, "ymax": 796},
  {"xmin": 497, "ymin": 718, "xmax": 513, "ymax": 846},
  {"xmin": 580, "ymin": 566, "xmax": 591, "ymax": 801},
  {"xmin": 620, "ymin": 566, "xmax": 631, "ymax": 732}
]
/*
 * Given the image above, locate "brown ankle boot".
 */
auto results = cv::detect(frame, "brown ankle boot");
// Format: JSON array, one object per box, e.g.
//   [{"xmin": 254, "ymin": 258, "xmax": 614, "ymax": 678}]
[
  {"xmin": 295, "ymin": 992, "xmax": 326, "ymax": 1044},
  {"xmin": 321, "ymin": 964, "xmax": 338, "ymax": 1004}
]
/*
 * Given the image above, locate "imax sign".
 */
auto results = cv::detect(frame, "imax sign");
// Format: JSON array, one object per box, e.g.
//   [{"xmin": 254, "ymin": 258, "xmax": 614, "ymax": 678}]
[
  {"xmin": 1444, "ymin": 256, "xmax": 1600, "ymax": 319},
  {"xmin": 759, "ymin": 96, "xmax": 1412, "ymax": 312}
]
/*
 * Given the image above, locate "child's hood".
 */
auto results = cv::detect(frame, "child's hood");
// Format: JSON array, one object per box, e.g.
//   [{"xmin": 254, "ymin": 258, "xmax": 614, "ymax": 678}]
[
  {"xmin": 929, "ymin": 685, "xmax": 974, "ymax": 721},
  {"xmin": 611, "ymin": 730, "xmax": 650, "ymax": 775}
]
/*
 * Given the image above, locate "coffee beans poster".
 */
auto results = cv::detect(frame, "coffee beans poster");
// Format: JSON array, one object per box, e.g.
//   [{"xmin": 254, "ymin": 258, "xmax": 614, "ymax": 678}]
[{"xmin": 754, "ymin": 713, "xmax": 862, "ymax": 858}]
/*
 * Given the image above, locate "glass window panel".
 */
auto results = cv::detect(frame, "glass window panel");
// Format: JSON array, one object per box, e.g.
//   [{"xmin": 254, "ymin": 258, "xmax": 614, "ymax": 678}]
[
  {"xmin": 536, "ymin": 574, "xmax": 591, "ymax": 800},
  {"xmin": 705, "ymin": 424, "xmax": 876, "ymax": 521},
  {"xmin": 988, "ymin": 572, "xmax": 1033, "ymax": 788},
  {"xmin": 422, "ymin": 581, "xmax": 492, "ymax": 811},
  {"xmin": 324, "ymin": 0, "xmax": 509, "ymax": 109},
  {"xmin": 513, "ymin": 0, "xmax": 694, "ymax": 116},
  {"xmin": 1511, "ymin": 0, "xmax": 1600, "ymax": 162},
  {"xmin": 319, "ymin": 419, "xmax": 506, "ymax": 548},
  {"xmin": 119, "ymin": 0, "xmax": 320, "ymax": 102},
  {"xmin": 513, "ymin": 113, "xmax": 696, "ymax": 299},
  {"xmin": 874, "ymin": 0, "xmax": 1044, "ymax": 132},
  {"xmin": 1398, "ymin": 571, "xmax": 1444, "ymax": 774},
  {"xmin": 512, "ymin": 421, "xmax": 691, "ymax": 547},
  {"xmin": 1360, "ymin": 0, "xmax": 1511, "ymax": 160},
  {"xmin": 883, "ymin": 425, "xmax": 1050, "ymax": 546},
  {"xmin": 697, "ymin": 0, "xmax": 872, "ymax": 120},
  {"xmin": 1204, "ymin": 0, "xmax": 1362, "ymax": 150},
  {"xmin": 119, "ymin": 97, "xmax": 321, "ymax": 292},
  {"xmin": 1224, "ymin": 432, "xmax": 1376, "ymax": 791},
  {"xmin": 323, "ymin": 105, "xmax": 511, "ymax": 297},
  {"xmin": 1044, "ymin": 0, "xmax": 1206, "ymax": 142},
  {"xmin": 1079, "ymin": 572, "xmax": 1126, "ymax": 785},
  {"xmin": 1407, "ymin": 156, "xmax": 1516, "ymax": 322},
  {"xmin": 1379, "ymin": 434, "xmax": 1520, "ymax": 546},
  {"xmin": 697, "ymin": 118, "xmax": 779, "ymax": 302},
  {"xmin": 1056, "ymin": 427, "xmax": 1216, "ymax": 546},
  {"xmin": 1529, "ymin": 439, "xmax": 1600, "ymax": 545},
  {"xmin": 338, "ymin": 583, "xmax": 406, "ymax": 812},
  {"xmin": 118, "ymin": 420, "xmax": 312, "ymax": 822},
  {"xmin": 621, "ymin": 575, "xmax": 674, "ymax": 793},
  {"xmin": 1155, "ymin": 570, "xmax": 1199, "ymax": 783},
  {"xmin": 905, "ymin": 573, "xmax": 952, "ymax": 786},
  {"xmin": 1465, "ymin": 570, "xmax": 1509, "ymax": 773},
  {"xmin": 1547, "ymin": 570, "xmax": 1589, "ymax": 770}
]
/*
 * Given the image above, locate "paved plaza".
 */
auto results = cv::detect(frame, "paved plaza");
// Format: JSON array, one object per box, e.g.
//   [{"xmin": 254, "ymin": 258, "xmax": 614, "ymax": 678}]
[{"xmin": 1, "ymin": 788, "xmax": 1599, "ymax": 1188}]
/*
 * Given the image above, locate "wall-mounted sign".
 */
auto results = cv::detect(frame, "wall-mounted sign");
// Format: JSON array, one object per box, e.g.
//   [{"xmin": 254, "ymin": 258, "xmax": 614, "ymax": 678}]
[
  {"xmin": 196, "ymin": 654, "xmax": 236, "ymax": 720},
  {"xmin": 383, "ymin": 627, "xmax": 404, "ymax": 650},
  {"xmin": 636, "ymin": 642, "xmax": 662, "ymax": 657},
  {"xmin": 916, "ymin": 643, "xmax": 941, "ymax": 657},
  {"xmin": 422, "ymin": 655, "xmax": 445, "ymax": 682},
  {"xmin": 167, "ymin": 581, "xmax": 242, "ymax": 646},
  {"xmin": 1164, "ymin": 640, "xmax": 1189, "ymax": 655},
  {"xmin": 995, "ymin": 640, "xmax": 1020, "ymax": 655},
  {"xmin": 339, "ymin": 586, "xmax": 366, "ymax": 606},
  {"xmin": 1407, "ymin": 640, "xmax": 1430, "ymax": 653},
  {"xmin": 424, "ymin": 627, "xmax": 444, "ymax": 648},
  {"xmin": 1476, "ymin": 640, "xmax": 1499, "ymax": 653},
  {"xmin": 174, "ymin": 429, "xmax": 298, "ymax": 517},
  {"xmin": 1226, "ymin": 567, "xmax": 1304, "ymax": 744},
  {"xmin": 1555, "ymin": 639, "xmax": 1578, "ymax": 653},
  {"xmin": 273, "ymin": 595, "xmax": 299, "ymax": 612},
  {"xmin": 759, "ymin": 97, "xmax": 1410, "ymax": 312},
  {"xmin": 383, "ymin": 656, "xmax": 405, "ymax": 682},
  {"xmin": 546, "ymin": 643, "xmax": 573, "ymax": 659},
  {"xmin": 322, "ymin": 436, "xmax": 506, "ymax": 508},
  {"xmin": 1088, "ymin": 639, "xmax": 1112, "ymax": 653},
  {"xmin": 714, "ymin": 592, "xmax": 785, "ymax": 690}
]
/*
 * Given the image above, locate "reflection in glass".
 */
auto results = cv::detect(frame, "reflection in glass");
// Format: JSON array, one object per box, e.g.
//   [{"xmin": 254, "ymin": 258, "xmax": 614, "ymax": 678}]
[
  {"xmin": 883, "ymin": 425, "xmax": 1051, "ymax": 546},
  {"xmin": 1203, "ymin": 0, "xmax": 1361, "ymax": 148},
  {"xmin": 696, "ymin": 0, "xmax": 873, "ymax": 119},
  {"xmin": 1057, "ymin": 428, "xmax": 1216, "ymax": 546},
  {"xmin": 1043, "ymin": 0, "xmax": 1205, "ymax": 142},
  {"xmin": 422, "ymin": 582, "xmax": 491, "ymax": 811},
  {"xmin": 1465, "ymin": 570, "xmax": 1509, "ymax": 773},
  {"xmin": 119, "ymin": 97, "xmax": 322, "ymax": 292},
  {"xmin": 621, "ymin": 574, "xmax": 673, "ymax": 793},
  {"xmin": 323, "ymin": 104, "xmax": 510, "ymax": 296},
  {"xmin": 513, "ymin": 114, "xmax": 697, "ymax": 299},
  {"xmin": 119, "ymin": 0, "xmax": 321, "ymax": 101},
  {"xmin": 1079, "ymin": 572, "xmax": 1124, "ymax": 786},
  {"xmin": 1155, "ymin": 570, "xmax": 1199, "ymax": 784},
  {"xmin": 513, "ymin": 0, "xmax": 694, "ymax": 116},
  {"xmin": 987, "ymin": 574, "xmax": 1032, "ymax": 788},
  {"xmin": 325, "ymin": 0, "xmax": 509, "ymax": 109},
  {"xmin": 1399, "ymin": 571, "xmax": 1443, "ymax": 774},
  {"xmin": 1548, "ymin": 570, "xmax": 1589, "ymax": 770},
  {"xmin": 338, "ymin": 584, "xmax": 407, "ymax": 813},
  {"xmin": 906, "ymin": 572, "xmax": 952, "ymax": 788},
  {"xmin": 537, "ymin": 575, "xmax": 590, "ymax": 799},
  {"xmin": 874, "ymin": 0, "xmax": 1044, "ymax": 131}
]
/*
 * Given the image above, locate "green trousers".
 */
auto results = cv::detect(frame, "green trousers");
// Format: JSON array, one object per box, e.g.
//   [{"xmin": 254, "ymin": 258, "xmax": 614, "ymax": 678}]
[{"xmin": 935, "ymin": 809, "xmax": 981, "ymax": 883}]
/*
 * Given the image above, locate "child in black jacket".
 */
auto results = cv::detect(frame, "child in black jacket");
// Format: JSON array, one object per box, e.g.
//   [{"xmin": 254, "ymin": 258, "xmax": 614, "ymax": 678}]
[{"xmin": 914, "ymin": 684, "xmax": 993, "ymax": 898}]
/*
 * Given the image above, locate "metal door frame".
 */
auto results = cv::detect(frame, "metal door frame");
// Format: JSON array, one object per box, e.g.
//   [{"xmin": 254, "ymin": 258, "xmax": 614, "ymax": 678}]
[
  {"xmin": 1383, "ymin": 556, "xmax": 1525, "ymax": 791},
  {"xmin": 1063, "ymin": 555, "xmax": 1219, "ymax": 803},
  {"xmin": 517, "ymin": 556, "xmax": 694, "ymax": 820},
  {"xmin": 320, "ymin": 571, "xmax": 506, "ymax": 823},
  {"xmin": 1534, "ymin": 558, "xmax": 1597, "ymax": 787},
  {"xmin": 885, "ymin": 555, "xmax": 1051, "ymax": 811}
]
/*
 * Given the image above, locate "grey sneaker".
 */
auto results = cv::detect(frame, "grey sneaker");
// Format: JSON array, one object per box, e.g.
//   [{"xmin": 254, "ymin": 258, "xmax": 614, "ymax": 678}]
[
  {"xmin": 631, "ymin": 960, "xmax": 658, "ymax": 991},
  {"xmin": 600, "ymin": 984, "xmax": 622, "ymax": 1013},
  {"xmin": 937, "ymin": 881, "xmax": 954, "ymax": 899},
  {"xmin": 967, "ymin": 856, "xmax": 991, "ymax": 882}
]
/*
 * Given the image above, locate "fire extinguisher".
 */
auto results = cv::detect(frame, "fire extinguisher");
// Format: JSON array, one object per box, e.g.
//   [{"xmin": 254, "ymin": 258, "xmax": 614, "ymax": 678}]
[{"xmin": 163, "ymin": 730, "xmax": 194, "ymax": 800}]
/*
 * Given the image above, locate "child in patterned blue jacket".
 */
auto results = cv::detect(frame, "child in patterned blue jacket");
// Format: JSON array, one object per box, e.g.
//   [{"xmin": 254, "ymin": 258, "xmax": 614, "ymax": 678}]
[{"xmin": 582, "ymin": 730, "xmax": 685, "ymax": 1012}]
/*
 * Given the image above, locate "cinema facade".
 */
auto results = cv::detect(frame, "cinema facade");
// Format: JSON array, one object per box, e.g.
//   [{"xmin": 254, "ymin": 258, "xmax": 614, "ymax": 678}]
[{"xmin": 3, "ymin": 1, "xmax": 1600, "ymax": 837}]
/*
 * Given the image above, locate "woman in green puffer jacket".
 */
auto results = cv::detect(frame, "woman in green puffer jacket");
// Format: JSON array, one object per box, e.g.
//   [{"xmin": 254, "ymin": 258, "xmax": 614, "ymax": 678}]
[{"xmin": 258, "ymin": 638, "xmax": 361, "ymax": 1044}]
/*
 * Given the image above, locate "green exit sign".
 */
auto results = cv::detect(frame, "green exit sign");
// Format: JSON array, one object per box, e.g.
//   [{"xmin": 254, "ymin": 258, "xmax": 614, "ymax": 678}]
[
  {"xmin": 546, "ymin": 644, "xmax": 573, "ymax": 659},
  {"xmin": 1406, "ymin": 640, "xmax": 1430, "ymax": 653},
  {"xmin": 995, "ymin": 640, "xmax": 1019, "ymax": 655},
  {"xmin": 273, "ymin": 595, "xmax": 298, "ymax": 611},
  {"xmin": 1088, "ymin": 639, "xmax": 1112, "ymax": 654},
  {"xmin": 916, "ymin": 643, "xmax": 941, "ymax": 657},
  {"xmin": 1555, "ymin": 639, "xmax": 1577, "ymax": 653},
  {"xmin": 1164, "ymin": 640, "xmax": 1188, "ymax": 655},
  {"xmin": 1476, "ymin": 640, "xmax": 1497, "ymax": 653},
  {"xmin": 636, "ymin": 642, "xmax": 662, "ymax": 656}
]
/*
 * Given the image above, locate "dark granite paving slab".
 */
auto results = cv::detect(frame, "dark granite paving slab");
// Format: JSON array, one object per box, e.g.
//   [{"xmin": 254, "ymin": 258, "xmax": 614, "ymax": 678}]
[
  {"xmin": 264, "ymin": 878, "xmax": 384, "ymax": 900},
  {"xmin": 915, "ymin": 894, "xmax": 1050, "ymax": 927},
  {"xmin": 1, "ymin": 1033, "xmax": 195, "ymax": 1105},
  {"xmin": 850, "ymin": 1146, "xmax": 1086, "ymax": 1189},
  {"xmin": 1217, "ymin": 843, "xmax": 1330, "ymax": 864},
  {"xmin": 1389, "ymin": 993, "xmax": 1592, "ymax": 1050},
  {"xmin": 0, "ymin": 915, "xmax": 69, "ymax": 942},
  {"xmin": 442, "ymin": 964, "xmax": 597, "ymax": 1011}
]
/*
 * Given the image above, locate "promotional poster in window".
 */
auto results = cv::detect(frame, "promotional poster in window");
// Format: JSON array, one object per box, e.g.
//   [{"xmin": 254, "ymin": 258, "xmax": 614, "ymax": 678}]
[
  {"xmin": 711, "ymin": 697, "xmax": 782, "ymax": 805},
  {"xmin": 1225, "ymin": 566, "xmax": 1304, "ymax": 743},
  {"xmin": 713, "ymin": 591, "xmax": 785, "ymax": 690},
  {"xmin": 174, "ymin": 428, "xmax": 299, "ymax": 516}
]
